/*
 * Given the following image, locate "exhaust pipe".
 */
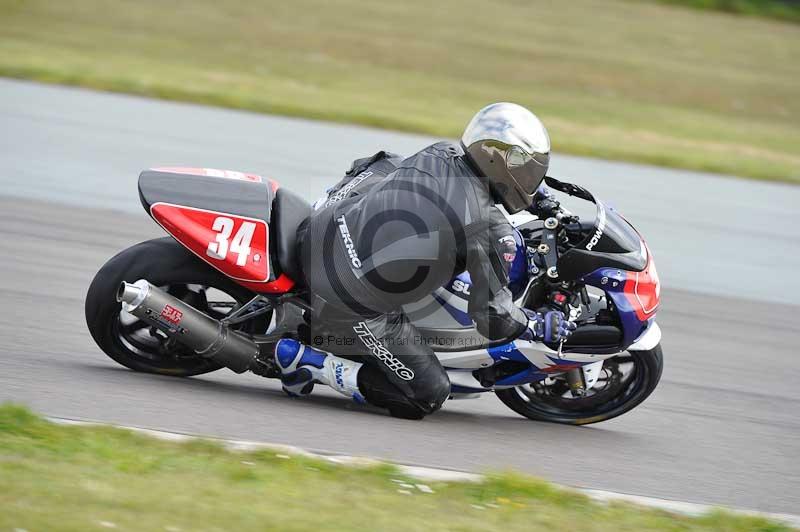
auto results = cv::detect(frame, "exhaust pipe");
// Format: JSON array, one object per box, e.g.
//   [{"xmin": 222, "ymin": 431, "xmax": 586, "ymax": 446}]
[{"xmin": 117, "ymin": 280, "xmax": 259, "ymax": 373}]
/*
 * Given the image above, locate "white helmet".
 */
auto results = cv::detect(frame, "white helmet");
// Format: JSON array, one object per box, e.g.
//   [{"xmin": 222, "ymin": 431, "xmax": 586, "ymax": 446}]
[{"xmin": 461, "ymin": 103, "xmax": 551, "ymax": 213}]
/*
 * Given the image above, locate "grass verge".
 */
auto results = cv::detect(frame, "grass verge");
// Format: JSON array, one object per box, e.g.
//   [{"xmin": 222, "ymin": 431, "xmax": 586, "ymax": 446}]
[
  {"xmin": 0, "ymin": 403, "xmax": 792, "ymax": 532},
  {"xmin": 650, "ymin": 0, "xmax": 800, "ymax": 24},
  {"xmin": 0, "ymin": 0, "xmax": 798, "ymax": 184}
]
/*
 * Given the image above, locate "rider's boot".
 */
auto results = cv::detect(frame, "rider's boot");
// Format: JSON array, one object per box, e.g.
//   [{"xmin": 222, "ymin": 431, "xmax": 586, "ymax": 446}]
[{"xmin": 274, "ymin": 338, "xmax": 364, "ymax": 402}]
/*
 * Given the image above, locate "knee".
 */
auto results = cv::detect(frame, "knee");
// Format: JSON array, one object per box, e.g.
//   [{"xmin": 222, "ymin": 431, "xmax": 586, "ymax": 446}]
[
  {"xmin": 402, "ymin": 369, "xmax": 450, "ymax": 419},
  {"xmin": 358, "ymin": 364, "xmax": 451, "ymax": 420},
  {"xmin": 421, "ymin": 370, "xmax": 452, "ymax": 411}
]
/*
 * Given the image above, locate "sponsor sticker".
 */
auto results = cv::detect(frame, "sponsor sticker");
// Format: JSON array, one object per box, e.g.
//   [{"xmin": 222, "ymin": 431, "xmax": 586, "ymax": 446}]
[
  {"xmin": 499, "ymin": 234, "xmax": 517, "ymax": 263},
  {"xmin": 338, "ymin": 215, "xmax": 362, "ymax": 269},
  {"xmin": 325, "ymin": 171, "xmax": 373, "ymax": 207},
  {"xmin": 353, "ymin": 322, "xmax": 415, "ymax": 381},
  {"xmin": 160, "ymin": 305, "xmax": 183, "ymax": 325},
  {"xmin": 450, "ymin": 279, "xmax": 471, "ymax": 296},
  {"xmin": 334, "ymin": 361, "xmax": 345, "ymax": 388},
  {"xmin": 586, "ymin": 203, "xmax": 607, "ymax": 251}
]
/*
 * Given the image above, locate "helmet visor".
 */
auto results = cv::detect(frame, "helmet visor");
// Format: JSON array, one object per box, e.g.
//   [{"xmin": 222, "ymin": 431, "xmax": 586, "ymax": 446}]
[{"xmin": 506, "ymin": 147, "xmax": 549, "ymax": 196}]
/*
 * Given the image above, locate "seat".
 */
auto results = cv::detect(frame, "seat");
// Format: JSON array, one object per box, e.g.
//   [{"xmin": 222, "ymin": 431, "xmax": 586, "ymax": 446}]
[{"xmin": 271, "ymin": 188, "xmax": 312, "ymax": 283}]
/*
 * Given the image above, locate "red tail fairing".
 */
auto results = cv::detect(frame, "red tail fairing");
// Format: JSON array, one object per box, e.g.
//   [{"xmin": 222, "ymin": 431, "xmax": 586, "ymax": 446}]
[
  {"xmin": 150, "ymin": 204, "xmax": 270, "ymax": 282},
  {"xmin": 139, "ymin": 167, "xmax": 295, "ymax": 294}
]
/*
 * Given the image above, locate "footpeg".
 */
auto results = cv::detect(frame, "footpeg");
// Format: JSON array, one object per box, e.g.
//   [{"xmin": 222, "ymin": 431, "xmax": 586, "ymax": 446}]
[{"xmin": 249, "ymin": 350, "xmax": 281, "ymax": 378}]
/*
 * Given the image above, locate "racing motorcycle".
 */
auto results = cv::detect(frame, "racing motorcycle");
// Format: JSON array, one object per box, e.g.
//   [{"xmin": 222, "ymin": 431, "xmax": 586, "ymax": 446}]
[{"xmin": 85, "ymin": 167, "xmax": 662, "ymax": 425}]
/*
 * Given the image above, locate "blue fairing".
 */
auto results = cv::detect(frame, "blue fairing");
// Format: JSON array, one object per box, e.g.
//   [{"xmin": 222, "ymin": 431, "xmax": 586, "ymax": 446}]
[
  {"xmin": 440, "ymin": 228, "xmax": 527, "ymax": 301},
  {"xmin": 488, "ymin": 344, "xmax": 546, "ymax": 386},
  {"xmin": 581, "ymin": 267, "xmax": 650, "ymax": 349},
  {"xmin": 508, "ymin": 229, "xmax": 528, "ymax": 296},
  {"xmin": 486, "ymin": 343, "xmax": 594, "ymax": 386},
  {"xmin": 487, "ymin": 342, "xmax": 530, "ymax": 363},
  {"xmin": 432, "ymin": 291, "xmax": 473, "ymax": 326},
  {"xmin": 432, "ymin": 224, "xmax": 654, "ymax": 388}
]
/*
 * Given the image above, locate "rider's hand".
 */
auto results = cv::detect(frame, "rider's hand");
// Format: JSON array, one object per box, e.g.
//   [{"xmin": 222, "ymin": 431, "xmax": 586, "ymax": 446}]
[
  {"xmin": 519, "ymin": 309, "xmax": 576, "ymax": 343},
  {"xmin": 528, "ymin": 186, "xmax": 560, "ymax": 218}
]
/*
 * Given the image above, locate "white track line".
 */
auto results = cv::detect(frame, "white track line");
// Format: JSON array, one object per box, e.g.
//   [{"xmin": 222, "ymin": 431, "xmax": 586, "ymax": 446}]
[{"xmin": 47, "ymin": 417, "xmax": 800, "ymax": 528}]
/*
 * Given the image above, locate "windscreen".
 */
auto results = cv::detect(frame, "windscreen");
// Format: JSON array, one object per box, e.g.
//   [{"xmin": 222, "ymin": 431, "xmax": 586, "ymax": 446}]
[{"xmin": 580, "ymin": 200, "xmax": 644, "ymax": 256}]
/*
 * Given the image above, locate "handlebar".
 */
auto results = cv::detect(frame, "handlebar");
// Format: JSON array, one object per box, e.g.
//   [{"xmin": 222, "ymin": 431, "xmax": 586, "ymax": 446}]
[
  {"xmin": 528, "ymin": 175, "xmax": 595, "ymax": 221},
  {"xmin": 526, "ymin": 194, "xmax": 579, "ymax": 225}
]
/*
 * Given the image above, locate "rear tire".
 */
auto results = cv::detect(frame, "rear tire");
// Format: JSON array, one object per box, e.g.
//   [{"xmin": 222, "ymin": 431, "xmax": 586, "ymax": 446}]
[
  {"xmin": 85, "ymin": 237, "xmax": 267, "ymax": 377},
  {"xmin": 496, "ymin": 345, "xmax": 663, "ymax": 425}
]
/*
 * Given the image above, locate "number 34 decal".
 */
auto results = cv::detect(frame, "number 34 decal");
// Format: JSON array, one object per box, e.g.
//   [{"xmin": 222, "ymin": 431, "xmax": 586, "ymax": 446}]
[
  {"xmin": 150, "ymin": 203, "xmax": 270, "ymax": 283},
  {"xmin": 206, "ymin": 217, "xmax": 256, "ymax": 266}
]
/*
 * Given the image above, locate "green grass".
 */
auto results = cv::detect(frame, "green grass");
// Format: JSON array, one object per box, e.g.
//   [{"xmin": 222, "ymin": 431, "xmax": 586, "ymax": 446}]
[
  {"xmin": 0, "ymin": 404, "xmax": 791, "ymax": 532},
  {"xmin": 650, "ymin": 0, "xmax": 800, "ymax": 23},
  {"xmin": 1, "ymin": 0, "xmax": 799, "ymax": 183}
]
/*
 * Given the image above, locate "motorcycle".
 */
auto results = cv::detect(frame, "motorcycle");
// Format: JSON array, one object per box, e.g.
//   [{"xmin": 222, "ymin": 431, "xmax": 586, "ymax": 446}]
[{"xmin": 85, "ymin": 167, "xmax": 662, "ymax": 425}]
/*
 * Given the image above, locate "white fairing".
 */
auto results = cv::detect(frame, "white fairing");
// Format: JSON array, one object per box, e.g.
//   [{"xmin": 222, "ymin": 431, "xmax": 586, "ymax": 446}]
[
  {"xmin": 628, "ymin": 322, "xmax": 661, "ymax": 351},
  {"xmin": 447, "ymin": 370, "xmax": 487, "ymax": 393},
  {"xmin": 435, "ymin": 321, "xmax": 661, "ymax": 392},
  {"xmin": 499, "ymin": 338, "xmax": 619, "ymax": 366},
  {"xmin": 582, "ymin": 361, "xmax": 604, "ymax": 389},
  {"xmin": 435, "ymin": 339, "xmax": 619, "ymax": 372},
  {"xmin": 436, "ymin": 349, "xmax": 495, "ymax": 369}
]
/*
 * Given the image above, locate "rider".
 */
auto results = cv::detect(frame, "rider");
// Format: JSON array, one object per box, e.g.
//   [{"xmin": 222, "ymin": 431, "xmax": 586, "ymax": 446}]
[{"xmin": 275, "ymin": 102, "xmax": 575, "ymax": 419}]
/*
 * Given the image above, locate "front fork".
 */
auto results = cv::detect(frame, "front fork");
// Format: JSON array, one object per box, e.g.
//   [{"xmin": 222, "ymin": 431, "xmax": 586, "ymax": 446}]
[
  {"xmin": 561, "ymin": 307, "xmax": 590, "ymax": 397},
  {"xmin": 565, "ymin": 368, "xmax": 587, "ymax": 397},
  {"xmin": 561, "ymin": 360, "xmax": 602, "ymax": 397}
]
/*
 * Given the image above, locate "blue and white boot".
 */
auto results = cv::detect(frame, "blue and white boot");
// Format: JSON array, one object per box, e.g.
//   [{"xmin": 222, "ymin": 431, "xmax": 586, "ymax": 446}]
[{"xmin": 274, "ymin": 339, "xmax": 365, "ymax": 402}]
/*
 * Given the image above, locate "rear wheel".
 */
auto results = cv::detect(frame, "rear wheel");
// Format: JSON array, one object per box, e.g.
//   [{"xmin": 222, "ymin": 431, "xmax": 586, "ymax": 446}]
[
  {"xmin": 85, "ymin": 237, "xmax": 269, "ymax": 376},
  {"xmin": 495, "ymin": 345, "xmax": 663, "ymax": 425}
]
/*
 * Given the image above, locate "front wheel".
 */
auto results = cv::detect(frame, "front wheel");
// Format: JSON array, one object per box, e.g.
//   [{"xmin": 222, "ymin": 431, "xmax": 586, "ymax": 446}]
[{"xmin": 495, "ymin": 345, "xmax": 663, "ymax": 425}]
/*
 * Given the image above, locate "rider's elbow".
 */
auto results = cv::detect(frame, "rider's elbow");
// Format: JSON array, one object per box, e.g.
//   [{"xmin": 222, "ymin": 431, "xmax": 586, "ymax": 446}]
[{"xmin": 474, "ymin": 314, "xmax": 525, "ymax": 342}]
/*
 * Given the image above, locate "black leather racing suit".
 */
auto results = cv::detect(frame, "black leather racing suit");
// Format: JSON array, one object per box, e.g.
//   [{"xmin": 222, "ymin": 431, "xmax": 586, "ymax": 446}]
[{"xmin": 298, "ymin": 142, "xmax": 528, "ymax": 418}]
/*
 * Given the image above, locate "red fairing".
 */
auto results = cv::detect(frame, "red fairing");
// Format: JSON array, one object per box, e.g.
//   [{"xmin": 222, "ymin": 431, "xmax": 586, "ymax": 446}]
[
  {"xmin": 623, "ymin": 244, "xmax": 661, "ymax": 321},
  {"xmin": 151, "ymin": 203, "xmax": 293, "ymax": 292},
  {"xmin": 238, "ymin": 274, "xmax": 295, "ymax": 294}
]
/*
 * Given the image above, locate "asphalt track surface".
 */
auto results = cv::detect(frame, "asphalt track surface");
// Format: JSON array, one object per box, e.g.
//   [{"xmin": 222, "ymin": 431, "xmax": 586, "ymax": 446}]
[{"xmin": 1, "ymin": 79, "xmax": 799, "ymax": 514}]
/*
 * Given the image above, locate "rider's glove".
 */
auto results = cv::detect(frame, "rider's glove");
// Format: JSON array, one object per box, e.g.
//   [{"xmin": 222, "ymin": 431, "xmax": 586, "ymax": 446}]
[
  {"xmin": 519, "ymin": 309, "xmax": 576, "ymax": 343},
  {"xmin": 529, "ymin": 186, "xmax": 560, "ymax": 218}
]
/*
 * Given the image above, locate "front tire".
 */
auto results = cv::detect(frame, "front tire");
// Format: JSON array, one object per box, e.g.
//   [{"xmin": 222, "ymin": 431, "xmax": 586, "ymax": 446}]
[
  {"xmin": 496, "ymin": 345, "xmax": 663, "ymax": 425},
  {"xmin": 85, "ymin": 237, "xmax": 267, "ymax": 377}
]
